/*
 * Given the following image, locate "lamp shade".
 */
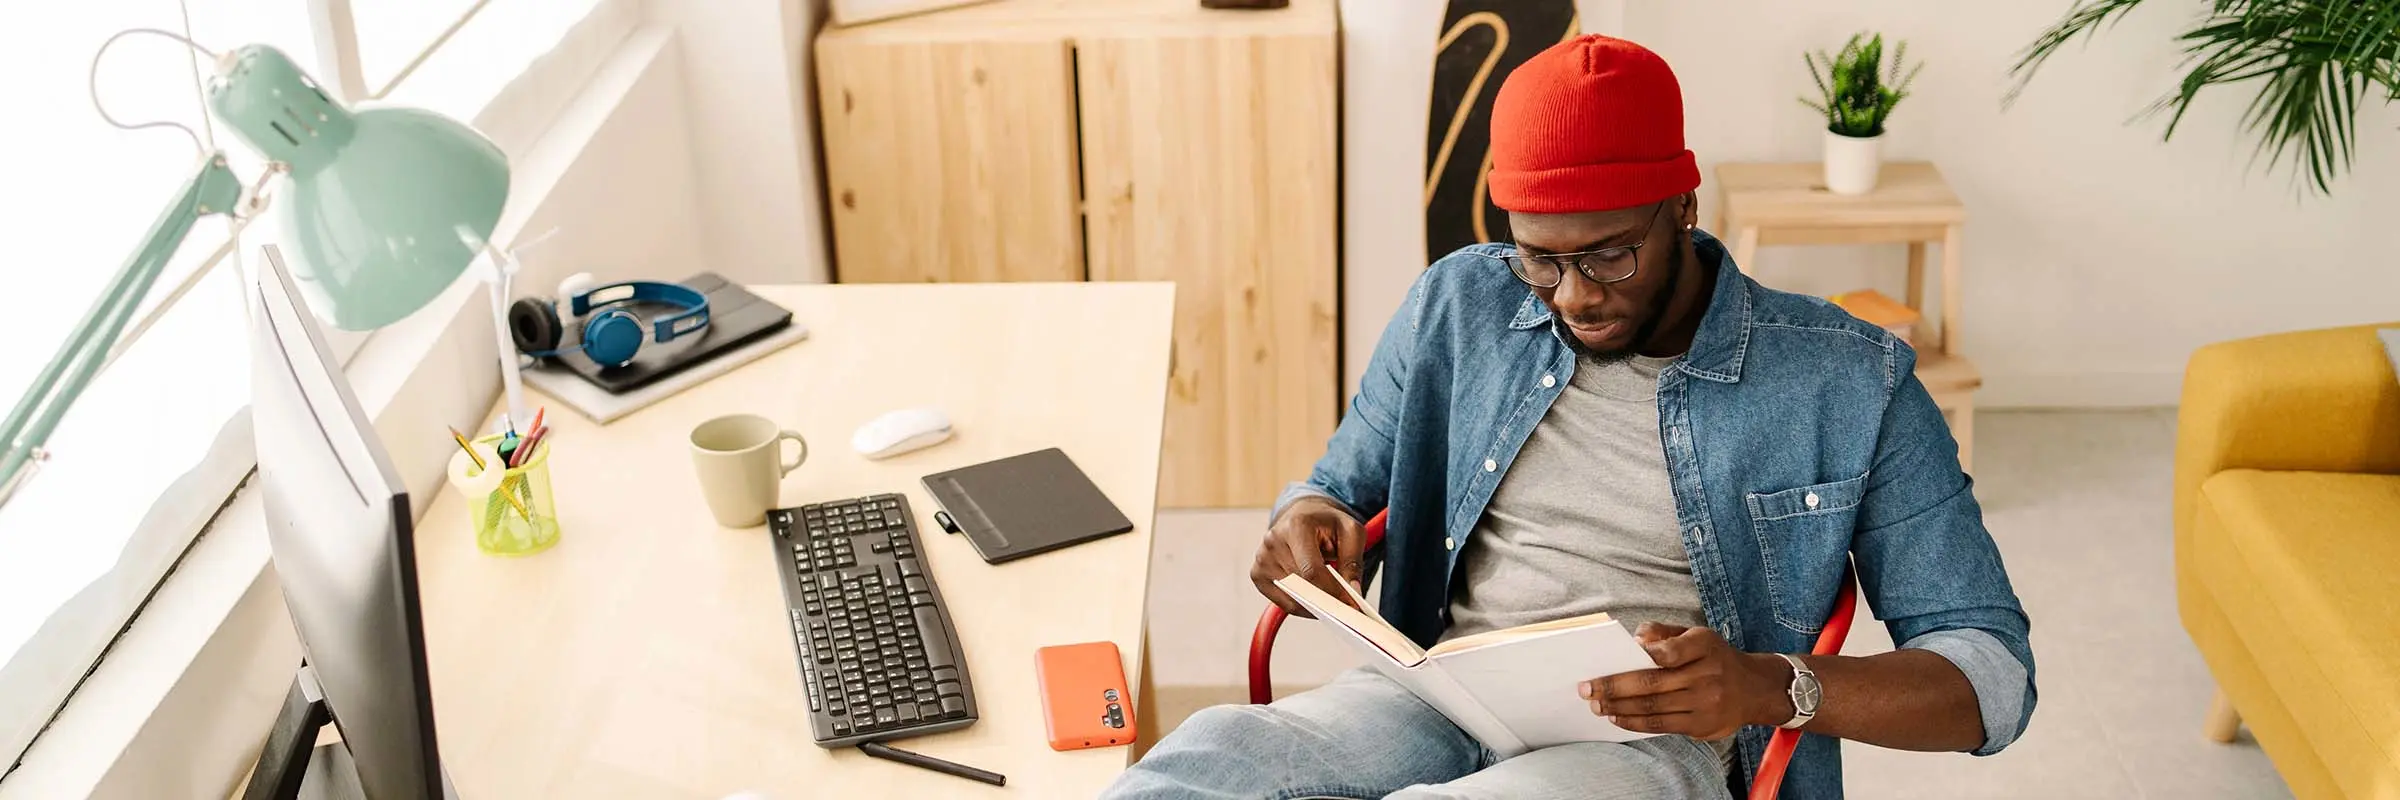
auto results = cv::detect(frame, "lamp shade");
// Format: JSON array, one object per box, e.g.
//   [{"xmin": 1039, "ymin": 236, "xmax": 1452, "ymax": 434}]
[{"xmin": 207, "ymin": 46, "xmax": 508, "ymax": 330}]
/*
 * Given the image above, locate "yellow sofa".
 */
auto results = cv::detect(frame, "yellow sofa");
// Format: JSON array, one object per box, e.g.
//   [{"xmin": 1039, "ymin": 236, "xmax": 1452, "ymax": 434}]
[{"xmin": 2176, "ymin": 323, "xmax": 2400, "ymax": 799}]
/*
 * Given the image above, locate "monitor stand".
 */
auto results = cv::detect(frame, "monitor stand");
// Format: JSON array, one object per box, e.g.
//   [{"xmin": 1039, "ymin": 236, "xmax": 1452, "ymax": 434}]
[
  {"xmin": 240, "ymin": 666, "xmax": 363, "ymax": 800},
  {"xmin": 240, "ymin": 666, "xmax": 462, "ymax": 800}
]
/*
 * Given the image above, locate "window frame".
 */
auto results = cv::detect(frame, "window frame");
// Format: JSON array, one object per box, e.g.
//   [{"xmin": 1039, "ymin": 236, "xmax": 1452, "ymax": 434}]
[{"xmin": 0, "ymin": 0, "xmax": 630, "ymax": 777}]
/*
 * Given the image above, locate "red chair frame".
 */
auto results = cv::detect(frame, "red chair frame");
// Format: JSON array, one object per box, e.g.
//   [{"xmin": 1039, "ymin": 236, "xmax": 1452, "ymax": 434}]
[{"xmin": 1246, "ymin": 510, "xmax": 1859, "ymax": 800}]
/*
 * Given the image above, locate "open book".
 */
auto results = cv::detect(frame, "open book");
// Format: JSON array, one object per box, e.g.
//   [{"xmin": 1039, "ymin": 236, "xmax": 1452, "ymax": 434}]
[{"xmin": 1274, "ymin": 574, "xmax": 1663, "ymax": 758}]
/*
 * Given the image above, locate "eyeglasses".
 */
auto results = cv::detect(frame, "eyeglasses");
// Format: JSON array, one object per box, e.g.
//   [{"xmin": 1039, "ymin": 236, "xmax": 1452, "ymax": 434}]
[{"xmin": 1498, "ymin": 201, "xmax": 1668, "ymax": 289}]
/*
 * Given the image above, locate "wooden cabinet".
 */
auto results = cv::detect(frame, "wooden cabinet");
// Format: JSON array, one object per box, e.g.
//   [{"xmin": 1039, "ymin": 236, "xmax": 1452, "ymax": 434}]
[{"xmin": 816, "ymin": 0, "xmax": 1338, "ymax": 507}]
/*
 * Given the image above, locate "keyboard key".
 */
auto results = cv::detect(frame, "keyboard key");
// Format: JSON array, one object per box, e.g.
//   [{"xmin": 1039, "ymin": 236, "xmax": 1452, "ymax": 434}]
[
  {"xmin": 898, "ymin": 705, "xmax": 919, "ymax": 724},
  {"xmin": 898, "ymin": 561, "xmax": 923, "ymax": 578},
  {"xmin": 874, "ymin": 708, "xmax": 898, "ymax": 728},
  {"xmin": 941, "ymin": 697, "xmax": 968, "ymax": 718},
  {"xmin": 833, "ymin": 721, "xmax": 850, "ymax": 736}
]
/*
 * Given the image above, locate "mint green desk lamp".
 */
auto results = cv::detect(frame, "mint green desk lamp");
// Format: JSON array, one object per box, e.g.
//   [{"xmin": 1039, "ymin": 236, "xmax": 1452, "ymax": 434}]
[{"xmin": 0, "ymin": 42, "xmax": 509, "ymax": 505}]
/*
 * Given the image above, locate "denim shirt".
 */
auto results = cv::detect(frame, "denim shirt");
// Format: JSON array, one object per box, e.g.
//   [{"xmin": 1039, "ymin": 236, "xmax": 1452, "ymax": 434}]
[{"xmin": 1279, "ymin": 232, "xmax": 2034, "ymax": 799}]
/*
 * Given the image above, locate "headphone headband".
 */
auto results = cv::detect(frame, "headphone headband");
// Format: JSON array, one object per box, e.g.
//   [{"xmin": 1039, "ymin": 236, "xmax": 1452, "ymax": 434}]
[{"xmin": 570, "ymin": 280, "xmax": 711, "ymax": 345}]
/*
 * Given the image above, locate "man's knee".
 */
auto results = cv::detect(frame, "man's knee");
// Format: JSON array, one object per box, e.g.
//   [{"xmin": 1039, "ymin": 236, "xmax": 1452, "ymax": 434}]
[{"xmin": 1150, "ymin": 703, "xmax": 1290, "ymax": 754}]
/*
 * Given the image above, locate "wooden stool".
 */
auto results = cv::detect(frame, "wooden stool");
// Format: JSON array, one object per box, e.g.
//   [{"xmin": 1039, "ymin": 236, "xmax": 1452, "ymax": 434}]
[{"xmin": 1714, "ymin": 162, "xmax": 1977, "ymax": 471}]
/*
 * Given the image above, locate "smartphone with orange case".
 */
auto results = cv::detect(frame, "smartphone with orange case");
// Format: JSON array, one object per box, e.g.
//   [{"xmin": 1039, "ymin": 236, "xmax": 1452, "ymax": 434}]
[{"xmin": 1035, "ymin": 641, "xmax": 1135, "ymax": 751}]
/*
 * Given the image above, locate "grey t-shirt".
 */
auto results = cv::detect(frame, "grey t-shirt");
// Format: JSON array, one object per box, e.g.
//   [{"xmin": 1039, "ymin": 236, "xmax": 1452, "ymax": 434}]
[
  {"xmin": 1442, "ymin": 350, "xmax": 1703, "ymax": 640},
  {"xmin": 1440, "ymin": 349, "xmax": 1733, "ymax": 767}
]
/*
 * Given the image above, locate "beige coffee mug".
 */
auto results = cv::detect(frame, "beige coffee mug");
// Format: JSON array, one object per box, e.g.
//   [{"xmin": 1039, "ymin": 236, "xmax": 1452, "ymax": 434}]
[{"xmin": 689, "ymin": 414, "xmax": 808, "ymax": 527}]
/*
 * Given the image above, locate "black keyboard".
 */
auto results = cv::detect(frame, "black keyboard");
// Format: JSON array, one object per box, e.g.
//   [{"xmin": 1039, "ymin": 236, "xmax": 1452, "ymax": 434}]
[{"xmin": 770, "ymin": 494, "xmax": 977, "ymax": 747}]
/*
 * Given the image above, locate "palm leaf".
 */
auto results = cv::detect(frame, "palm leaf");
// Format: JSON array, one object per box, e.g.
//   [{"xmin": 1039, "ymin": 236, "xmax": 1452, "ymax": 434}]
[
  {"xmin": 2005, "ymin": 0, "xmax": 2149, "ymax": 106},
  {"xmin": 2010, "ymin": 0, "xmax": 2400, "ymax": 194}
]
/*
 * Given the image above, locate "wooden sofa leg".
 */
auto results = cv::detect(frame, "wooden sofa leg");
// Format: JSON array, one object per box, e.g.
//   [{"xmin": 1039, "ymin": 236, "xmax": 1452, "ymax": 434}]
[{"xmin": 2205, "ymin": 690, "xmax": 2242, "ymax": 743}]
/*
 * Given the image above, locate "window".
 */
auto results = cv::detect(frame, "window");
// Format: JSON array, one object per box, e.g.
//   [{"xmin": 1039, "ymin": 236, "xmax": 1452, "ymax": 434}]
[{"xmin": 0, "ymin": 0, "xmax": 621, "ymax": 775}]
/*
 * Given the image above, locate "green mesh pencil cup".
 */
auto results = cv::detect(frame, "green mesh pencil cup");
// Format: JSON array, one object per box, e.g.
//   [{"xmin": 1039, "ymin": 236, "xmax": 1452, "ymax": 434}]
[{"xmin": 444, "ymin": 434, "xmax": 561, "ymax": 556}]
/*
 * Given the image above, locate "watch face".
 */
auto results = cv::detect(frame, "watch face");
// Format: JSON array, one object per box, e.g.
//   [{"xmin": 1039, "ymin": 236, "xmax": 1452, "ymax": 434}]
[{"xmin": 1793, "ymin": 674, "xmax": 1824, "ymax": 714}]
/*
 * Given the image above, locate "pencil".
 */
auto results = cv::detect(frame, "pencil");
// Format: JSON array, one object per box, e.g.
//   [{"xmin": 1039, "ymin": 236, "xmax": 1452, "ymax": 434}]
[
  {"xmin": 448, "ymin": 426, "xmax": 488, "ymax": 471},
  {"xmin": 510, "ymin": 427, "xmax": 549, "ymax": 468},
  {"xmin": 449, "ymin": 426, "xmax": 531, "ymax": 518}
]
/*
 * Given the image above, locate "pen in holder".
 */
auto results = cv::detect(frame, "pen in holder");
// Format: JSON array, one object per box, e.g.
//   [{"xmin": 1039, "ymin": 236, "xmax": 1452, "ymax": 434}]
[{"xmin": 444, "ymin": 434, "xmax": 561, "ymax": 556}]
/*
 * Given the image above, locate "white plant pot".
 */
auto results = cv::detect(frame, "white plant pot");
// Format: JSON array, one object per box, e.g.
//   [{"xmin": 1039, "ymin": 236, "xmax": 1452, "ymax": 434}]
[{"xmin": 1823, "ymin": 131, "xmax": 1883, "ymax": 195}]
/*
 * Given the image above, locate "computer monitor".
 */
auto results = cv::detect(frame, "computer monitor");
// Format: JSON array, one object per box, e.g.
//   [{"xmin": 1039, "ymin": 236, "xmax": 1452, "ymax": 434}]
[{"xmin": 245, "ymin": 245, "xmax": 448, "ymax": 800}]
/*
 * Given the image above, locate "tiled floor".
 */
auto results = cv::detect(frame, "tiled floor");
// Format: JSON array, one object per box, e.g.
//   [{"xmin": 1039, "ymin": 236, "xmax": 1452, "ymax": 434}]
[{"xmin": 1141, "ymin": 410, "xmax": 2292, "ymax": 798}]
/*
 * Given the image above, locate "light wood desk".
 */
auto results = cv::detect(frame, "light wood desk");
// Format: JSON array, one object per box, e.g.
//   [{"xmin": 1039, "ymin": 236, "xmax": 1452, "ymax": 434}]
[{"xmin": 412, "ymin": 283, "xmax": 1174, "ymax": 798}]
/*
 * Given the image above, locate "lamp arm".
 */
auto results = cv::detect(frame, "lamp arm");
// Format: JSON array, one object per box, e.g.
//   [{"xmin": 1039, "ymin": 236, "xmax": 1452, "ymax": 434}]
[{"xmin": 0, "ymin": 153, "xmax": 243, "ymax": 504}]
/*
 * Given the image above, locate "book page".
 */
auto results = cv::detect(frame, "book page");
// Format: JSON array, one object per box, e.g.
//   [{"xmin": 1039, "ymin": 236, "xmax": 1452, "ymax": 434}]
[
  {"xmin": 1429, "ymin": 619, "xmax": 1661, "ymax": 749},
  {"xmin": 1426, "ymin": 610, "xmax": 1617, "ymax": 658},
  {"xmin": 1274, "ymin": 574, "xmax": 1426, "ymax": 667}
]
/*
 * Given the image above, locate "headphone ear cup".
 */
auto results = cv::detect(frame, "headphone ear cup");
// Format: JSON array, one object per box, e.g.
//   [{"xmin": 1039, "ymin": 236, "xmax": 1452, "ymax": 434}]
[
  {"xmin": 581, "ymin": 309, "xmax": 645, "ymax": 368},
  {"xmin": 507, "ymin": 297, "xmax": 565, "ymax": 356}
]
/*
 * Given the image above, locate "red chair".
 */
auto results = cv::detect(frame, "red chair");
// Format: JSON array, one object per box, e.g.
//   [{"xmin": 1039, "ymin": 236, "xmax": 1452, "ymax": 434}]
[{"xmin": 1247, "ymin": 509, "xmax": 1860, "ymax": 800}]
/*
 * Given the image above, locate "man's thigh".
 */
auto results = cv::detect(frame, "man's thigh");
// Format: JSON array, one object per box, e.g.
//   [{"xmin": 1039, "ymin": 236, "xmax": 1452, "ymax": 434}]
[
  {"xmin": 1387, "ymin": 735, "xmax": 1730, "ymax": 800},
  {"xmin": 1103, "ymin": 668, "xmax": 1483, "ymax": 800}
]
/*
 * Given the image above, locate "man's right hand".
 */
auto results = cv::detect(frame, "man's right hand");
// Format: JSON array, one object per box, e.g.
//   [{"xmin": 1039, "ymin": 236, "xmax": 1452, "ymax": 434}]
[{"xmin": 1250, "ymin": 496, "xmax": 1368, "ymax": 618}]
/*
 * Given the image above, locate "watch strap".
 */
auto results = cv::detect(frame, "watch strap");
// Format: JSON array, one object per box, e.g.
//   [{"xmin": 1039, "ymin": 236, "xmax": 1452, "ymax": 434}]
[{"xmin": 1776, "ymin": 653, "xmax": 1818, "ymax": 730}]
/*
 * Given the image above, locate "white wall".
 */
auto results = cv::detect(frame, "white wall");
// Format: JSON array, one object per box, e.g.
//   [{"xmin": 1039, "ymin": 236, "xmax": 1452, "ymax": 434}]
[
  {"xmin": 0, "ymin": 29, "xmax": 720, "ymax": 798},
  {"xmin": 1344, "ymin": 1, "xmax": 2400, "ymax": 408},
  {"xmin": 361, "ymin": 27, "xmax": 709, "ymax": 518},
  {"xmin": 1640, "ymin": 1, "xmax": 2400, "ymax": 406},
  {"xmin": 644, "ymin": 0, "xmax": 832, "ymax": 285}
]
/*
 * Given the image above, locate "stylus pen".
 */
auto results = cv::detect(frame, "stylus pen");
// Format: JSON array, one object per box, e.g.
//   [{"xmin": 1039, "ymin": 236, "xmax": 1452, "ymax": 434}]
[{"xmin": 858, "ymin": 741, "xmax": 1006, "ymax": 787}]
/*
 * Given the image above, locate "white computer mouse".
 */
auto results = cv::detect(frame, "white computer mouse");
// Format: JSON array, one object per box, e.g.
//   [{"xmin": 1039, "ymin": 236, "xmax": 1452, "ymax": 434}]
[{"xmin": 852, "ymin": 407, "xmax": 954, "ymax": 459}]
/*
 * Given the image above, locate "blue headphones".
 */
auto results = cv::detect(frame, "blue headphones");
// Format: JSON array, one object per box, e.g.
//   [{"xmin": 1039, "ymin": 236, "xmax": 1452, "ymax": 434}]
[{"xmin": 508, "ymin": 273, "xmax": 710, "ymax": 368}]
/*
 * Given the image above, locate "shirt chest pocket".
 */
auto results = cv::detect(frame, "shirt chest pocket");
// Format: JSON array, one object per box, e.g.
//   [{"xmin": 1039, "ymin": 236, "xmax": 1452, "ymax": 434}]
[{"xmin": 1745, "ymin": 472, "xmax": 1867, "ymax": 634}]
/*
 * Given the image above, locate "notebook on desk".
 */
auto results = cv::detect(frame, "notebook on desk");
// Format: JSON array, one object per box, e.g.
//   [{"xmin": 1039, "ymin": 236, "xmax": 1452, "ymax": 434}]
[
  {"xmin": 524, "ymin": 273, "xmax": 807, "ymax": 424},
  {"xmin": 921, "ymin": 448, "xmax": 1133, "ymax": 564}
]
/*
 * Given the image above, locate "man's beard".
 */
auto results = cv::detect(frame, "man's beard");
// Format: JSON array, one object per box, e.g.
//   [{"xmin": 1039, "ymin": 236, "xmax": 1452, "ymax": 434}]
[{"xmin": 1582, "ymin": 237, "xmax": 1685, "ymax": 358}]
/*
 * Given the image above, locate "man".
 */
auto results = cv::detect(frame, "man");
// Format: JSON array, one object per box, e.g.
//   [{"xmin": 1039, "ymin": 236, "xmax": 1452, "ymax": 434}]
[{"xmin": 1104, "ymin": 35, "xmax": 2033, "ymax": 800}]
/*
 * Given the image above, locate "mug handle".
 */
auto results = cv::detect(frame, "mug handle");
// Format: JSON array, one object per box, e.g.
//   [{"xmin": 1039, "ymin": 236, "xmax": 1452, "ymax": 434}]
[{"xmin": 777, "ymin": 430, "xmax": 809, "ymax": 477}]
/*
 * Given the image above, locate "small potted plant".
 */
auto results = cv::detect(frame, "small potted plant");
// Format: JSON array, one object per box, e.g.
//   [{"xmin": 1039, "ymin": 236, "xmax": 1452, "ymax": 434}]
[{"xmin": 1802, "ymin": 32, "xmax": 1922, "ymax": 195}]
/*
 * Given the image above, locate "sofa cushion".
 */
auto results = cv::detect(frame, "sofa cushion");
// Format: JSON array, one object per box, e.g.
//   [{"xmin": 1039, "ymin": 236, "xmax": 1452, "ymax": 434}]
[{"xmin": 2192, "ymin": 469, "xmax": 2400, "ymax": 798}]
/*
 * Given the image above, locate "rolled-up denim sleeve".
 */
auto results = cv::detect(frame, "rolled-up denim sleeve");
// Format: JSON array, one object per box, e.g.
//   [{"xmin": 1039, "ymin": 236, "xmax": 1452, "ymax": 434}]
[
  {"xmin": 1854, "ymin": 347, "xmax": 2037, "ymax": 755},
  {"xmin": 1272, "ymin": 483, "xmax": 1361, "ymax": 526},
  {"xmin": 1902, "ymin": 628, "xmax": 2029, "ymax": 755}
]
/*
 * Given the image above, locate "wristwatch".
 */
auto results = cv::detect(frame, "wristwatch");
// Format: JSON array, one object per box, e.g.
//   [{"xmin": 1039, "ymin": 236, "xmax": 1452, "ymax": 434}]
[{"xmin": 1776, "ymin": 653, "xmax": 1822, "ymax": 729}]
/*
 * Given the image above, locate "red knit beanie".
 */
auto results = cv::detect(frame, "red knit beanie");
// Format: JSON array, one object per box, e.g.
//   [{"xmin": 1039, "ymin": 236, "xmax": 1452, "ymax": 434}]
[{"xmin": 1488, "ymin": 35, "xmax": 1699, "ymax": 214}]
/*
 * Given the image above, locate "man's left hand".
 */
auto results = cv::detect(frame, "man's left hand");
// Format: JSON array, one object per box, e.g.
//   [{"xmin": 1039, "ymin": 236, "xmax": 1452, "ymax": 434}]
[{"xmin": 1578, "ymin": 623, "xmax": 1795, "ymax": 740}]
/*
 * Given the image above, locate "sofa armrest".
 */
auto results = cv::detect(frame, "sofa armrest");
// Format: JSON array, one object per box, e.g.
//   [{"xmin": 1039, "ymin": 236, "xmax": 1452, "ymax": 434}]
[{"xmin": 2175, "ymin": 323, "xmax": 2400, "ymax": 544}]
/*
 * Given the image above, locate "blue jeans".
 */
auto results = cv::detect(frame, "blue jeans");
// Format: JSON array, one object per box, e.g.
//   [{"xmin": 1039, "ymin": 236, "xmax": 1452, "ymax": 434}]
[{"xmin": 1103, "ymin": 669, "xmax": 1730, "ymax": 800}]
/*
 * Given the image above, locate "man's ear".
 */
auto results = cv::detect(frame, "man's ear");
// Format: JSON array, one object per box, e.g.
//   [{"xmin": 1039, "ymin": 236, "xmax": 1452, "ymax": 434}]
[{"xmin": 1677, "ymin": 191, "xmax": 1700, "ymax": 231}]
